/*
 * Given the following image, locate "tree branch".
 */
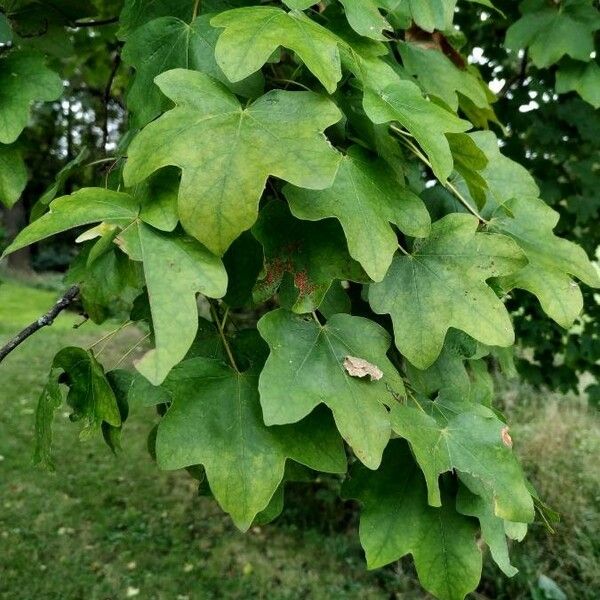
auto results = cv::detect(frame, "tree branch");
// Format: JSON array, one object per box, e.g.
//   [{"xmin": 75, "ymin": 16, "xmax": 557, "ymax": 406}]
[{"xmin": 0, "ymin": 285, "xmax": 80, "ymax": 364}]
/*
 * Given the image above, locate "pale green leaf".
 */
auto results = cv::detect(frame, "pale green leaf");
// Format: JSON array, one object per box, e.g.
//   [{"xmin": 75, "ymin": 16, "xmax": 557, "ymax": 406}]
[
  {"xmin": 285, "ymin": 145, "xmax": 431, "ymax": 281},
  {"xmin": 489, "ymin": 196, "xmax": 600, "ymax": 328},
  {"xmin": 156, "ymin": 357, "xmax": 347, "ymax": 530},
  {"xmin": 2, "ymin": 188, "xmax": 139, "ymax": 257},
  {"xmin": 123, "ymin": 69, "xmax": 342, "ymax": 255},
  {"xmin": 212, "ymin": 7, "xmax": 342, "ymax": 93},
  {"xmin": 369, "ymin": 213, "xmax": 527, "ymax": 369},
  {"xmin": 399, "ymin": 41, "xmax": 490, "ymax": 112},
  {"xmin": 118, "ymin": 222, "xmax": 228, "ymax": 385},
  {"xmin": 258, "ymin": 309, "xmax": 405, "ymax": 469},
  {"xmin": 343, "ymin": 440, "xmax": 482, "ymax": 600},
  {"xmin": 0, "ymin": 50, "xmax": 63, "ymax": 144},
  {"xmin": 362, "ymin": 81, "xmax": 471, "ymax": 181},
  {"xmin": 33, "ymin": 367, "xmax": 62, "ymax": 470},
  {"xmin": 0, "ymin": 143, "xmax": 26, "ymax": 208}
]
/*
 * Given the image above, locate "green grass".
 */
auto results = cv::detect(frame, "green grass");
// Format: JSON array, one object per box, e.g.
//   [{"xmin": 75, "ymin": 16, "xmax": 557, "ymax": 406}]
[{"xmin": 1, "ymin": 278, "xmax": 598, "ymax": 600}]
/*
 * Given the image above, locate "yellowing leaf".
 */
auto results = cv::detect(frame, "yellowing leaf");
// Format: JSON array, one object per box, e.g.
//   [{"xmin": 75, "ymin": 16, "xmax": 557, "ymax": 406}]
[{"xmin": 123, "ymin": 69, "xmax": 342, "ymax": 255}]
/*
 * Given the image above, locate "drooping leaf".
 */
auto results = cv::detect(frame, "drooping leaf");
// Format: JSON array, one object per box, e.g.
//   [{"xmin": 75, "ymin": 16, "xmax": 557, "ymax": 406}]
[
  {"xmin": 53, "ymin": 347, "xmax": 121, "ymax": 438},
  {"xmin": 369, "ymin": 213, "xmax": 527, "ymax": 369},
  {"xmin": 0, "ymin": 143, "xmax": 27, "ymax": 208},
  {"xmin": 488, "ymin": 195, "xmax": 600, "ymax": 328},
  {"xmin": 156, "ymin": 357, "xmax": 347, "ymax": 530},
  {"xmin": 122, "ymin": 14, "xmax": 263, "ymax": 127},
  {"xmin": 343, "ymin": 440, "xmax": 482, "ymax": 600},
  {"xmin": 457, "ymin": 474, "xmax": 520, "ymax": 578},
  {"xmin": 505, "ymin": 0, "xmax": 600, "ymax": 68},
  {"xmin": 33, "ymin": 367, "xmax": 62, "ymax": 470},
  {"xmin": 117, "ymin": 222, "xmax": 228, "ymax": 385},
  {"xmin": 123, "ymin": 69, "xmax": 342, "ymax": 255},
  {"xmin": 252, "ymin": 201, "xmax": 367, "ymax": 313},
  {"xmin": 1, "ymin": 188, "xmax": 139, "ymax": 257},
  {"xmin": 212, "ymin": 6, "xmax": 342, "ymax": 93},
  {"xmin": 258, "ymin": 309, "xmax": 405, "ymax": 469},
  {"xmin": 389, "ymin": 398, "xmax": 535, "ymax": 523},
  {"xmin": 132, "ymin": 167, "xmax": 180, "ymax": 233},
  {"xmin": 0, "ymin": 50, "xmax": 63, "ymax": 144},
  {"xmin": 285, "ymin": 145, "xmax": 431, "ymax": 281}
]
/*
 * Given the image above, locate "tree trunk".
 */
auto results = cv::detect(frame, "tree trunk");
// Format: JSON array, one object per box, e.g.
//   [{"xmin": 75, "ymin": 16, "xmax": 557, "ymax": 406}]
[{"xmin": 3, "ymin": 202, "xmax": 32, "ymax": 272}]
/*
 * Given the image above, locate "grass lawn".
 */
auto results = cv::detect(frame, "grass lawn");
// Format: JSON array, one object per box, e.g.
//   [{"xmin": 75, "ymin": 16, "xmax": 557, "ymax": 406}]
[{"xmin": 0, "ymin": 278, "xmax": 598, "ymax": 599}]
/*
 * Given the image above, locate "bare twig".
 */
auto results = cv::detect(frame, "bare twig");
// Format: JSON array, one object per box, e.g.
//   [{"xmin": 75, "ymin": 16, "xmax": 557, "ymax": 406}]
[{"xmin": 0, "ymin": 286, "xmax": 80, "ymax": 364}]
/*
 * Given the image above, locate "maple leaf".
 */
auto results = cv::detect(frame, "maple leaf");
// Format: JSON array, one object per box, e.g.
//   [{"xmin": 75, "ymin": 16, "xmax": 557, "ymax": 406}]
[
  {"xmin": 369, "ymin": 213, "xmax": 527, "ymax": 369},
  {"xmin": 488, "ymin": 195, "xmax": 600, "ymax": 328},
  {"xmin": 285, "ymin": 145, "xmax": 431, "ymax": 282},
  {"xmin": 506, "ymin": 0, "xmax": 600, "ymax": 68},
  {"xmin": 343, "ymin": 440, "xmax": 483, "ymax": 600},
  {"xmin": 0, "ymin": 144, "xmax": 27, "ymax": 208},
  {"xmin": 122, "ymin": 14, "xmax": 263, "ymax": 127},
  {"xmin": 252, "ymin": 201, "xmax": 367, "ymax": 314},
  {"xmin": 258, "ymin": 309, "xmax": 405, "ymax": 469},
  {"xmin": 156, "ymin": 357, "xmax": 347, "ymax": 530},
  {"xmin": 0, "ymin": 50, "xmax": 62, "ymax": 144},
  {"xmin": 123, "ymin": 69, "xmax": 342, "ymax": 255},
  {"xmin": 212, "ymin": 6, "xmax": 342, "ymax": 93},
  {"xmin": 390, "ymin": 399, "xmax": 535, "ymax": 523}
]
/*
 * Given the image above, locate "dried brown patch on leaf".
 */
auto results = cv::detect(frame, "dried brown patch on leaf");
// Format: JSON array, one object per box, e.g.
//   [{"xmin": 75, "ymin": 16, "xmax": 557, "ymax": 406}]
[{"xmin": 343, "ymin": 356, "xmax": 384, "ymax": 381}]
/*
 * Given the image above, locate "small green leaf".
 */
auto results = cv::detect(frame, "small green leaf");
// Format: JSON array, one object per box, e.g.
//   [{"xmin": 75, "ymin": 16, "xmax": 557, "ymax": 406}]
[
  {"xmin": 212, "ymin": 6, "xmax": 342, "ymax": 93},
  {"xmin": 343, "ymin": 440, "xmax": 482, "ymax": 600},
  {"xmin": 54, "ymin": 347, "xmax": 122, "ymax": 438},
  {"xmin": 506, "ymin": 0, "xmax": 600, "ymax": 68},
  {"xmin": 156, "ymin": 357, "xmax": 347, "ymax": 530},
  {"xmin": 118, "ymin": 0, "xmax": 194, "ymax": 38},
  {"xmin": 258, "ymin": 309, "xmax": 405, "ymax": 469},
  {"xmin": 0, "ymin": 50, "xmax": 63, "ymax": 144},
  {"xmin": 123, "ymin": 69, "xmax": 342, "ymax": 255},
  {"xmin": 33, "ymin": 368, "xmax": 62, "ymax": 470},
  {"xmin": 399, "ymin": 41, "xmax": 490, "ymax": 112},
  {"xmin": 0, "ymin": 143, "xmax": 26, "ymax": 208},
  {"xmin": 285, "ymin": 145, "xmax": 431, "ymax": 282},
  {"xmin": 369, "ymin": 213, "xmax": 527, "ymax": 369}
]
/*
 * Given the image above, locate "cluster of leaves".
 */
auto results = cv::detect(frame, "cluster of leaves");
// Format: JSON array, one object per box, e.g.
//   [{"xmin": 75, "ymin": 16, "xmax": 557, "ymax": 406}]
[
  {"xmin": 455, "ymin": 1, "xmax": 600, "ymax": 402},
  {"xmin": 1, "ymin": 1, "xmax": 599, "ymax": 598}
]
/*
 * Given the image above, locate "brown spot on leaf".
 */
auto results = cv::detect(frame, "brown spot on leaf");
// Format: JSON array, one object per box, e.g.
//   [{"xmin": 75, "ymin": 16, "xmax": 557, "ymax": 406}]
[
  {"xmin": 343, "ymin": 356, "xmax": 383, "ymax": 381},
  {"xmin": 501, "ymin": 427, "xmax": 513, "ymax": 448}
]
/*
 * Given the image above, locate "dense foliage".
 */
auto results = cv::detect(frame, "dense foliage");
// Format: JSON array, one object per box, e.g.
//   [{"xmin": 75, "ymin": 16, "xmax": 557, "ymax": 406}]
[{"xmin": 1, "ymin": 1, "xmax": 599, "ymax": 598}]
